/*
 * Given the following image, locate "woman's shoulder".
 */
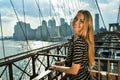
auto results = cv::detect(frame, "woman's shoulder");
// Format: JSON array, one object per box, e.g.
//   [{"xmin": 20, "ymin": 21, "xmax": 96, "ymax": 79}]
[
  {"xmin": 71, "ymin": 35, "xmax": 87, "ymax": 44},
  {"xmin": 74, "ymin": 36, "xmax": 88, "ymax": 48},
  {"xmin": 76, "ymin": 36, "xmax": 85, "ymax": 42}
]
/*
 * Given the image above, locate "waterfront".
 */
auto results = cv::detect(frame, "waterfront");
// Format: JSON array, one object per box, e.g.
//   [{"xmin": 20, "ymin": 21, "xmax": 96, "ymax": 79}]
[
  {"xmin": 0, "ymin": 40, "xmax": 59, "ymax": 80},
  {"xmin": 0, "ymin": 0, "xmax": 120, "ymax": 79},
  {"xmin": 0, "ymin": 32, "xmax": 120, "ymax": 80},
  {"xmin": 0, "ymin": 40, "xmax": 55, "ymax": 59}
]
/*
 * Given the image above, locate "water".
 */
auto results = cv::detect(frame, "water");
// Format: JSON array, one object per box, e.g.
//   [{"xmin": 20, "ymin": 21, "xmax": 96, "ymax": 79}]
[
  {"xmin": 0, "ymin": 40, "xmax": 55, "ymax": 59},
  {"xmin": 0, "ymin": 40, "xmax": 57, "ymax": 80}
]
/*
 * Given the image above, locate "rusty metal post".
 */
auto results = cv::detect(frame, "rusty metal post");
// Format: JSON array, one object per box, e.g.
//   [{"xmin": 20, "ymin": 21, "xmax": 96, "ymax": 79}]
[
  {"xmin": 98, "ymin": 59, "xmax": 100, "ymax": 80},
  {"xmin": 48, "ymin": 72, "xmax": 52, "ymax": 80},
  {"xmin": 64, "ymin": 45, "xmax": 67, "ymax": 55},
  {"xmin": 8, "ymin": 63, "xmax": 13, "ymax": 80},
  {"xmin": 107, "ymin": 60, "xmax": 110, "ymax": 79},
  {"xmin": 118, "ymin": 61, "xmax": 120, "ymax": 80},
  {"xmin": 57, "ymin": 47, "xmax": 60, "ymax": 61},
  {"xmin": 30, "ymin": 56, "xmax": 38, "ymax": 79},
  {"xmin": 47, "ymin": 54, "xmax": 50, "ymax": 68},
  {"xmin": 32, "ymin": 56, "xmax": 36, "ymax": 77}
]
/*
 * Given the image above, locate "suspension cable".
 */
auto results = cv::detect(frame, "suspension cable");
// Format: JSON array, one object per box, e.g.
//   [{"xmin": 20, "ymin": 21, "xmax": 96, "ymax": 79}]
[
  {"xmin": 54, "ymin": 0, "xmax": 66, "ymax": 37},
  {"xmin": 74, "ymin": 0, "xmax": 79, "ymax": 10},
  {"xmin": 49, "ymin": 0, "xmax": 59, "ymax": 24},
  {"xmin": 35, "ymin": 0, "xmax": 44, "ymax": 19},
  {"xmin": 117, "ymin": 5, "xmax": 120, "ymax": 23},
  {"xmin": 0, "ymin": 14, "xmax": 6, "ymax": 58},
  {"xmin": 78, "ymin": 0, "xmax": 81, "ymax": 9},
  {"xmin": 62, "ymin": 0, "xmax": 68, "ymax": 22},
  {"xmin": 94, "ymin": 0, "xmax": 107, "ymax": 30},
  {"xmin": 22, "ymin": 0, "xmax": 27, "ymax": 36},
  {"xmin": 10, "ymin": 0, "xmax": 31, "ymax": 50},
  {"xmin": 63, "ymin": 0, "xmax": 73, "ymax": 36},
  {"xmin": 67, "ymin": 0, "xmax": 72, "ymax": 16},
  {"xmin": 22, "ymin": 0, "xmax": 26, "ymax": 25},
  {"xmin": 71, "ymin": 0, "xmax": 76, "ymax": 14},
  {"xmin": 22, "ymin": 0, "xmax": 30, "ymax": 50},
  {"xmin": 35, "ymin": 0, "xmax": 53, "ymax": 42},
  {"xmin": 34, "ymin": 0, "xmax": 44, "ymax": 43},
  {"xmin": 56, "ymin": 0, "xmax": 61, "ymax": 19},
  {"xmin": 0, "ymin": 13, "xmax": 9, "ymax": 80}
]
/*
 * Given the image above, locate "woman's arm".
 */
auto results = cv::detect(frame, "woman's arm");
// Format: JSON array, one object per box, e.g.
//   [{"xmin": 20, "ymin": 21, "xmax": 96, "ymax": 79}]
[
  {"xmin": 55, "ymin": 60, "xmax": 66, "ymax": 66},
  {"xmin": 50, "ymin": 63, "xmax": 81, "ymax": 75}
]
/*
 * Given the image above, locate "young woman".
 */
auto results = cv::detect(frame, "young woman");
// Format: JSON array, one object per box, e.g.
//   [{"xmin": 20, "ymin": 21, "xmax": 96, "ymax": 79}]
[{"xmin": 49, "ymin": 10, "xmax": 95, "ymax": 80}]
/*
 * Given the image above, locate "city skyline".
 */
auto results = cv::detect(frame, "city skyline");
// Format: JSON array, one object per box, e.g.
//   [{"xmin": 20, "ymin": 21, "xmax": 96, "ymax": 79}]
[
  {"xmin": 13, "ymin": 18, "xmax": 73, "ymax": 41},
  {"xmin": 0, "ymin": 0, "xmax": 120, "ymax": 36}
]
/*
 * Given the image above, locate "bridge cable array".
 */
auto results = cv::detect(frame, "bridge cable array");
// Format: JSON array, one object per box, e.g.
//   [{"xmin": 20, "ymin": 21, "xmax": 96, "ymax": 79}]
[
  {"xmin": 0, "ymin": 14, "xmax": 6, "ymax": 58},
  {"xmin": 117, "ymin": 4, "xmax": 120, "ymax": 24},
  {"xmin": 94, "ymin": 0, "xmax": 107, "ymax": 30},
  {"xmin": 0, "ymin": 13, "xmax": 9, "ymax": 80},
  {"xmin": 10, "ymin": 0, "xmax": 32, "ymax": 50},
  {"xmin": 35, "ymin": 0, "xmax": 55, "ymax": 42}
]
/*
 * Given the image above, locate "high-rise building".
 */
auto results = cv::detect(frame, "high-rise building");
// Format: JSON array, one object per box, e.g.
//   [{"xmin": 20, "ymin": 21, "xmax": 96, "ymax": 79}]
[
  {"xmin": 59, "ymin": 18, "xmax": 72, "ymax": 37},
  {"xmin": 48, "ymin": 18, "xmax": 57, "ymax": 37},
  {"xmin": 95, "ymin": 14, "xmax": 99, "ymax": 34},
  {"xmin": 60, "ymin": 18, "xmax": 65, "ymax": 25},
  {"xmin": 35, "ymin": 26, "xmax": 42, "ymax": 40},
  {"xmin": 41, "ymin": 20, "xmax": 49, "ymax": 41},
  {"xmin": 13, "ymin": 21, "xmax": 35, "ymax": 40}
]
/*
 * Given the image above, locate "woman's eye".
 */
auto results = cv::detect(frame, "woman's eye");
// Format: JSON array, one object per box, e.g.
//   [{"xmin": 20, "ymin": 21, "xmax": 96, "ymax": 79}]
[{"xmin": 80, "ymin": 20, "xmax": 84, "ymax": 23}]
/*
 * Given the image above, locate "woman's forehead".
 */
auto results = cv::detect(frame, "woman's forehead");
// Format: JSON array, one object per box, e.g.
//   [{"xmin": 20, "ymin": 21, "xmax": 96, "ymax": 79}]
[{"xmin": 78, "ymin": 13, "xmax": 84, "ymax": 20}]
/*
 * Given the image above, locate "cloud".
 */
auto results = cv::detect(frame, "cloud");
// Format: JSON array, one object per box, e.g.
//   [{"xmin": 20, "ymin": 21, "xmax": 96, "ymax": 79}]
[
  {"xmin": 0, "ymin": 0, "xmax": 120, "ymax": 36},
  {"xmin": 97, "ymin": 0, "xmax": 120, "ymax": 27},
  {"xmin": 0, "ymin": 0, "xmax": 51, "ymax": 17}
]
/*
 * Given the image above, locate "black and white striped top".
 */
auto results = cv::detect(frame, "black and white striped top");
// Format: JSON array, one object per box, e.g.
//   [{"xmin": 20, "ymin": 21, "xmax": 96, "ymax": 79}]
[{"xmin": 65, "ymin": 36, "xmax": 90, "ymax": 80}]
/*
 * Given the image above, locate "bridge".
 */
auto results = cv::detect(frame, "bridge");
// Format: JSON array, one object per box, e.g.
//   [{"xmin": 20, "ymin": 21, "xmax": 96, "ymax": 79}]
[
  {"xmin": 0, "ymin": 31, "xmax": 120, "ymax": 80},
  {"xmin": 0, "ymin": 0, "xmax": 120, "ymax": 80}
]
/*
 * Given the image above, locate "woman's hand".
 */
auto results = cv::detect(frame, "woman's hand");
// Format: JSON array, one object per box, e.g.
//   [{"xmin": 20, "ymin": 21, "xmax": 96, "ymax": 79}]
[
  {"xmin": 49, "ymin": 63, "xmax": 81, "ymax": 75},
  {"xmin": 49, "ymin": 65, "xmax": 56, "ymax": 70}
]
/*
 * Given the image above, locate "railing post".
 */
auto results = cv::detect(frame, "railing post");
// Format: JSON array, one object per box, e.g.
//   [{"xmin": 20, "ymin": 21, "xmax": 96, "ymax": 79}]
[
  {"xmin": 32, "ymin": 56, "xmax": 36, "ymax": 77},
  {"xmin": 118, "ymin": 61, "xmax": 120, "ymax": 80},
  {"xmin": 64, "ymin": 45, "xmax": 67, "ymax": 55},
  {"xmin": 55, "ymin": 71, "xmax": 58, "ymax": 80},
  {"xmin": 98, "ymin": 59, "xmax": 101, "ymax": 80},
  {"xmin": 48, "ymin": 72, "xmax": 52, "ymax": 80},
  {"xmin": 57, "ymin": 47, "xmax": 60, "ymax": 61},
  {"xmin": 107, "ymin": 60, "xmax": 110, "ymax": 79},
  {"xmin": 47, "ymin": 53, "xmax": 50, "ymax": 69},
  {"xmin": 8, "ymin": 63, "xmax": 13, "ymax": 80},
  {"xmin": 30, "ymin": 56, "xmax": 38, "ymax": 79}
]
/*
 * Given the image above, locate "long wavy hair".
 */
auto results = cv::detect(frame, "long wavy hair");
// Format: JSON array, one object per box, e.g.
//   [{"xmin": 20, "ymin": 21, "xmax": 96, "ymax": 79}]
[{"xmin": 72, "ymin": 10, "xmax": 95, "ymax": 67}]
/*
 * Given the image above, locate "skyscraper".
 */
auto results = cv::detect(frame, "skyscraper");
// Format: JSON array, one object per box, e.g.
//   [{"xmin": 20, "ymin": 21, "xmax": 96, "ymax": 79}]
[
  {"xmin": 48, "ymin": 18, "xmax": 57, "ymax": 37},
  {"xmin": 60, "ymin": 18, "xmax": 65, "ymax": 25},
  {"xmin": 95, "ymin": 13, "xmax": 99, "ymax": 34}
]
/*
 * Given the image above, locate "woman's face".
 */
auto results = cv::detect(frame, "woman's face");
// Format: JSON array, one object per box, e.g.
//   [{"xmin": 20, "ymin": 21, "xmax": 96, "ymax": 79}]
[{"xmin": 73, "ymin": 13, "xmax": 84, "ymax": 35}]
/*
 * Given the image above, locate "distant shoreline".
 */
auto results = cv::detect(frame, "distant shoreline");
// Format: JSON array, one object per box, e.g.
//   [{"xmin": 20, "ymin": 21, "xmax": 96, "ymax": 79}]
[{"xmin": 0, "ymin": 36, "xmax": 13, "ymax": 40}]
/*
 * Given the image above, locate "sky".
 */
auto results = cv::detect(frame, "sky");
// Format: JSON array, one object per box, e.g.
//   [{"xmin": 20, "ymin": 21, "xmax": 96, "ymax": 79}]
[{"xmin": 0, "ymin": 0, "xmax": 120, "ymax": 36}]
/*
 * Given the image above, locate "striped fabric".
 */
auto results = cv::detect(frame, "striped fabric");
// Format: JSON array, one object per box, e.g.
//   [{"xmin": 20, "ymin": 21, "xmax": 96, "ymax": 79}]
[{"xmin": 65, "ymin": 36, "xmax": 90, "ymax": 80}]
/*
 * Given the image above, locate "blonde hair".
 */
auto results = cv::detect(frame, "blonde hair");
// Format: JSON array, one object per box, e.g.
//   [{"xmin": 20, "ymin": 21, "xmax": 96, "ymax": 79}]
[{"xmin": 72, "ymin": 10, "xmax": 95, "ymax": 67}]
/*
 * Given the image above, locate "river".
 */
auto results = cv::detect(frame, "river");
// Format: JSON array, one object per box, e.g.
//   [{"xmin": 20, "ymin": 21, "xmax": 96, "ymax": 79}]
[{"xmin": 0, "ymin": 40, "xmax": 55, "ymax": 59}]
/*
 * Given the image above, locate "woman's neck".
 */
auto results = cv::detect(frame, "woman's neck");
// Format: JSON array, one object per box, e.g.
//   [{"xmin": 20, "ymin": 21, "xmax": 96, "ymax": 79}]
[{"xmin": 73, "ymin": 34, "xmax": 79, "ymax": 41}]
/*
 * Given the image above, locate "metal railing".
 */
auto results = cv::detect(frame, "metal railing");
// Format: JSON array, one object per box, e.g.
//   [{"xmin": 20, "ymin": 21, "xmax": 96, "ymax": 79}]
[
  {"xmin": 91, "ymin": 57, "xmax": 120, "ymax": 80},
  {"xmin": 0, "ymin": 39, "xmax": 120, "ymax": 80},
  {"xmin": 0, "ymin": 42, "xmax": 68, "ymax": 80}
]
